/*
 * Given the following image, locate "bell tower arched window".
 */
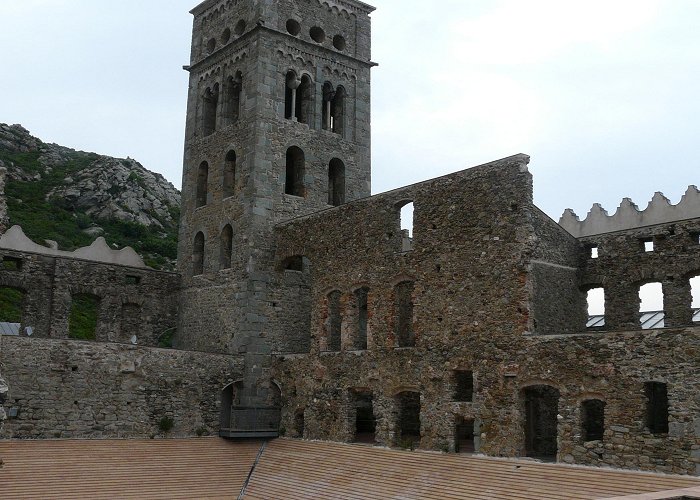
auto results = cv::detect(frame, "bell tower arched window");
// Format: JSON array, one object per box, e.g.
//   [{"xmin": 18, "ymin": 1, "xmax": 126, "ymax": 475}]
[
  {"xmin": 202, "ymin": 83, "xmax": 219, "ymax": 136},
  {"xmin": 223, "ymin": 150, "xmax": 236, "ymax": 198},
  {"xmin": 196, "ymin": 161, "xmax": 209, "ymax": 208},
  {"xmin": 224, "ymin": 72, "xmax": 242, "ymax": 125},
  {"xmin": 328, "ymin": 158, "xmax": 345, "ymax": 206},
  {"xmin": 285, "ymin": 146, "xmax": 305, "ymax": 197}
]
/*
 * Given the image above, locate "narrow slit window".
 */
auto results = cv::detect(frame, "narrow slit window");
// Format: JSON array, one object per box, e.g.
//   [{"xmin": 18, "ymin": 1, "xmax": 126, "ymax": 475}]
[
  {"xmin": 587, "ymin": 245, "xmax": 599, "ymax": 259},
  {"xmin": 644, "ymin": 382, "xmax": 669, "ymax": 434},
  {"xmin": 398, "ymin": 202, "xmax": 414, "ymax": 252},
  {"xmin": 581, "ymin": 399, "xmax": 605, "ymax": 441}
]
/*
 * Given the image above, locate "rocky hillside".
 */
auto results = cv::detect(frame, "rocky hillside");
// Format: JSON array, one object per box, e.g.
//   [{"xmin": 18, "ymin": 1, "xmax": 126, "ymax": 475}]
[{"xmin": 0, "ymin": 124, "xmax": 180, "ymax": 269}]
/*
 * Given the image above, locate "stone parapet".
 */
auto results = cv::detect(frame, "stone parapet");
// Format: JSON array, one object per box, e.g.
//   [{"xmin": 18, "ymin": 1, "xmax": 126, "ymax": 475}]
[{"xmin": 560, "ymin": 186, "xmax": 700, "ymax": 237}]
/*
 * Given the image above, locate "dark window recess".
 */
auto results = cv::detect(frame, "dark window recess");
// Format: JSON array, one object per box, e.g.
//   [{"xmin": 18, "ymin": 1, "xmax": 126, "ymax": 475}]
[
  {"xmin": 395, "ymin": 281, "xmax": 415, "ymax": 347},
  {"xmin": 455, "ymin": 417, "xmax": 475, "ymax": 453},
  {"xmin": 354, "ymin": 287, "xmax": 369, "ymax": 350},
  {"xmin": 397, "ymin": 391, "xmax": 420, "ymax": 439},
  {"xmin": 581, "ymin": 399, "xmax": 605, "ymax": 441},
  {"xmin": 327, "ymin": 290, "xmax": 341, "ymax": 351},
  {"xmin": 285, "ymin": 146, "xmax": 305, "ymax": 197},
  {"xmin": 454, "ymin": 371, "xmax": 474, "ymax": 402},
  {"xmin": 645, "ymin": 382, "xmax": 669, "ymax": 434},
  {"xmin": 2, "ymin": 257, "xmax": 22, "ymax": 271},
  {"xmin": 125, "ymin": 275, "xmax": 141, "ymax": 285},
  {"xmin": 284, "ymin": 255, "xmax": 303, "ymax": 272}
]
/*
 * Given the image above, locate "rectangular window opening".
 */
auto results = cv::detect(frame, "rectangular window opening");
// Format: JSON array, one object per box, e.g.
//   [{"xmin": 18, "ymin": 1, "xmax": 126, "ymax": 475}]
[
  {"xmin": 454, "ymin": 370, "xmax": 474, "ymax": 402},
  {"xmin": 644, "ymin": 382, "xmax": 669, "ymax": 434},
  {"xmin": 2, "ymin": 257, "xmax": 22, "ymax": 271},
  {"xmin": 125, "ymin": 275, "xmax": 141, "ymax": 285},
  {"xmin": 642, "ymin": 238, "xmax": 654, "ymax": 252},
  {"xmin": 587, "ymin": 245, "xmax": 599, "ymax": 259}
]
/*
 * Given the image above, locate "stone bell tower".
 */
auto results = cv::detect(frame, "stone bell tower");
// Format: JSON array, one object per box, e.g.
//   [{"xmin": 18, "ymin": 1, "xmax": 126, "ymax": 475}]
[{"xmin": 176, "ymin": 0, "xmax": 375, "ymax": 411}]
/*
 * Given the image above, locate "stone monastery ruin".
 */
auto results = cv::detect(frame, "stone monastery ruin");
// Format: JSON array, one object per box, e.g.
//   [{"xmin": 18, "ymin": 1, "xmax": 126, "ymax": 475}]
[{"xmin": 1, "ymin": 0, "xmax": 699, "ymax": 478}]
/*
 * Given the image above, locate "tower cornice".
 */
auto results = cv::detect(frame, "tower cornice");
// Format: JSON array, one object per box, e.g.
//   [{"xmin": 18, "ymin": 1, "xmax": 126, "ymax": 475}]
[
  {"xmin": 185, "ymin": 24, "xmax": 377, "ymax": 73},
  {"xmin": 190, "ymin": 0, "xmax": 376, "ymax": 17}
]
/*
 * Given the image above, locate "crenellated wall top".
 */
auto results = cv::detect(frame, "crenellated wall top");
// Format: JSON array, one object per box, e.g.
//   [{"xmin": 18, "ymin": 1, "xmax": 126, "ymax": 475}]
[
  {"xmin": 559, "ymin": 185, "xmax": 700, "ymax": 237},
  {"xmin": 0, "ymin": 225, "xmax": 149, "ymax": 268}
]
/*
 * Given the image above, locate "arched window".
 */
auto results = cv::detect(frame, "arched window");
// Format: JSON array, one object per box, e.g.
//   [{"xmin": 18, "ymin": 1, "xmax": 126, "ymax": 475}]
[
  {"xmin": 332, "ymin": 86, "xmax": 346, "ymax": 135},
  {"xmin": 398, "ymin": 201, "xmax": 414, "ymax": 252},
  {"xmin": 285, "ymin": 70, "xmax": 299, "ymax": 120},
  {"xmin": 327, "ymin": 290, "xmax": 342, "ymax": 351},
  {"xmin": 285, "ymin": 146, "xmax": 305, "ymax": 197},
  {"xmin": 224, "ymin": 72, "xmax": 242, "ymax": 125},
  {"xmin": 297, "ymin": 75, "xmax": 313, "ymax": 125},
  {"xmin": 395, "ymin": 281, "xmax": 415, "ymax": 347},
  {"xmin": 223, "ymin": 150, "xmax": 237, "ymax": 198},
  {"xmin": 581, "ymin": 399, "xmax": 605, "ymax": 441},
  {"xmin": 193, "ymin": 232, "xmax": 205, "ymax": 276},
  {"xmin": 354, "ymin": 287, "xmax": 369, "ymax": 350},
  {"xmin": 220, "ymin": 225, "xmax": 233, "ymax": 270},
  {"xmin": 196, "ymin": 161, "xmax": 209, "ymax": 208},
  {"xmin": 328, "ymin": 158, "xmax": 345, "ymax": 206},
  {"xmin": 586, "ymin": 287, "xmax": 605, "ymax": 329},
  {"xmin": 639, "ymin": 282, "xmax": 664, "ymax": 329},
  {"xmin": 691, "ymin": 274, "xmax": 700, "ymax": 323},
  {"xmin": 202, "ymin": 83, "xmax": 219, "ymax": 136},
  {"xmin": 69, "ymin": 293, "xmax": 100, "ymax": 340},
  {"xmin": 322, "ymin": 82, "xmax": 334, "ymax": 131}
]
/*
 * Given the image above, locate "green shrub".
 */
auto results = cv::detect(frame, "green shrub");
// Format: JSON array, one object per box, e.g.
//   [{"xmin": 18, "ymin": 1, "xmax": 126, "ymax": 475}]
[
  {"xmin": 158, "ymin": 416, "xmax": 175, "ymax": 433},
  {"xmin": 0, "ymin": 287, "xmax": 24, "ymax": 323},
  {"xmin": 68, "ymin": 294, "xmax": 99, "ymax": 340}
]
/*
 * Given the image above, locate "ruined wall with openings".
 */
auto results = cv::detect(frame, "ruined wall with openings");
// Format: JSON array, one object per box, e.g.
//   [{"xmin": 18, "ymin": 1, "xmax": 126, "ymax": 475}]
[
  {"xmin": 269, "ymin": 156, "xmax": 700, "ymax": 476},
  {"xmin": 0, "ymin": 336, "xmax": 243, "ymax": 439},
  {"xmin": 0, "ymin": 248, "xmax": 179, "ymax": 346}
]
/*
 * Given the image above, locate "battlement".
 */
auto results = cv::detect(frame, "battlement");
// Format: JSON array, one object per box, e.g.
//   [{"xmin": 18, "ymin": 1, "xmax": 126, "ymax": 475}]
[{"xmin": 559, "ymin": 185, "xmax": 700, "ymax": 237}]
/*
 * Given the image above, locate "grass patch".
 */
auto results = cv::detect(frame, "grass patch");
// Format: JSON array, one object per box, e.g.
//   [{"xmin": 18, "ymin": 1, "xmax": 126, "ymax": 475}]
[
  {"xmin": 68, "ymin": 294, "xmax": 100, "ymax": 340},
  {"xmin": 0, "ymin": 286, "xmax": 24, "ymax": 323}
]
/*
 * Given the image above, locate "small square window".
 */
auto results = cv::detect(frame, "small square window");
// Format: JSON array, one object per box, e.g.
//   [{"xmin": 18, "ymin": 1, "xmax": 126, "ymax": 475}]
[
  {"xmin": 587, "ymin": 245, "xmax": 599, "ymax": 259},
  {"xmin": 2, "ymin": 257, "xmax": 22, "ymax": 271},
  {"xmin": 125, "ymin": 275, "xmax": 141, "ymax": 285},
  {"xmin": 642, "ymin": 239, "xmax": 654, "ymax": 252}
]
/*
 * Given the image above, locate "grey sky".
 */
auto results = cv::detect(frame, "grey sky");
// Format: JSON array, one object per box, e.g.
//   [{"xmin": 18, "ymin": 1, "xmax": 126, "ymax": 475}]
[{"xmin": 1, "ymin": 0, "xmax": 699, "ymax": 222}]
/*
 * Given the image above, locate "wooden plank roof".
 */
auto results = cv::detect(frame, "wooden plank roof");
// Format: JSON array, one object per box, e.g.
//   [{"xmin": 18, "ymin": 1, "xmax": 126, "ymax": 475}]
[
  {"xmin": 1, "ymin": 437, "xmax": 699, "ymax": 499},
  {"xmin": 245, "ymin": 439, "xmax": 700, "ymax": 500},
  {"xmin": 0, "ymin": 437, "xmax": 262, "ymax": 499}
]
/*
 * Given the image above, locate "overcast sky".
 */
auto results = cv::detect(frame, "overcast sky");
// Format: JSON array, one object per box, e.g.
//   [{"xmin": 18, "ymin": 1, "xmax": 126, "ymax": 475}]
[{"xmin": 1, "ymin": 0, "xmax": 699, "ymax": 222}]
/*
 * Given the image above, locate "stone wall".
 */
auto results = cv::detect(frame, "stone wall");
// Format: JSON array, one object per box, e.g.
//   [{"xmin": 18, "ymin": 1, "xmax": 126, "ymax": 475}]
[
  {"xmin": 579, "ymin": 219, "xmax": 700, "ymax": 332},
  {"xmin": 0, "ymin": 336, "xmax": 243, "ymax": 439},
  {"xmin": 530, "ymin": 206, "xmax": 586, "ymax": 335},
  {"xmin": 268, "ymin": 156, "xmax": 700, "ymax": 475},
  {"xmin": 0, "ymin": 248, "xmax": 179, "ymax": 346}
]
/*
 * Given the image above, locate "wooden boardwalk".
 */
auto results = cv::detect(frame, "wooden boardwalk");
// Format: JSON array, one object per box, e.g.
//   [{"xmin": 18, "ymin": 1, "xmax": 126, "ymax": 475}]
[{"xmin": 1, "ymin": 437, "xmax": 699, "ymax": 499}]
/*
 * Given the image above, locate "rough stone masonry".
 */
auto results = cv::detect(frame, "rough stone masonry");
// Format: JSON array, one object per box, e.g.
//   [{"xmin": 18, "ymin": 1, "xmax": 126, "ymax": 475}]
[{"xmin": 0, "ymin": 0, "xmax": 698, "ymax": 476}]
